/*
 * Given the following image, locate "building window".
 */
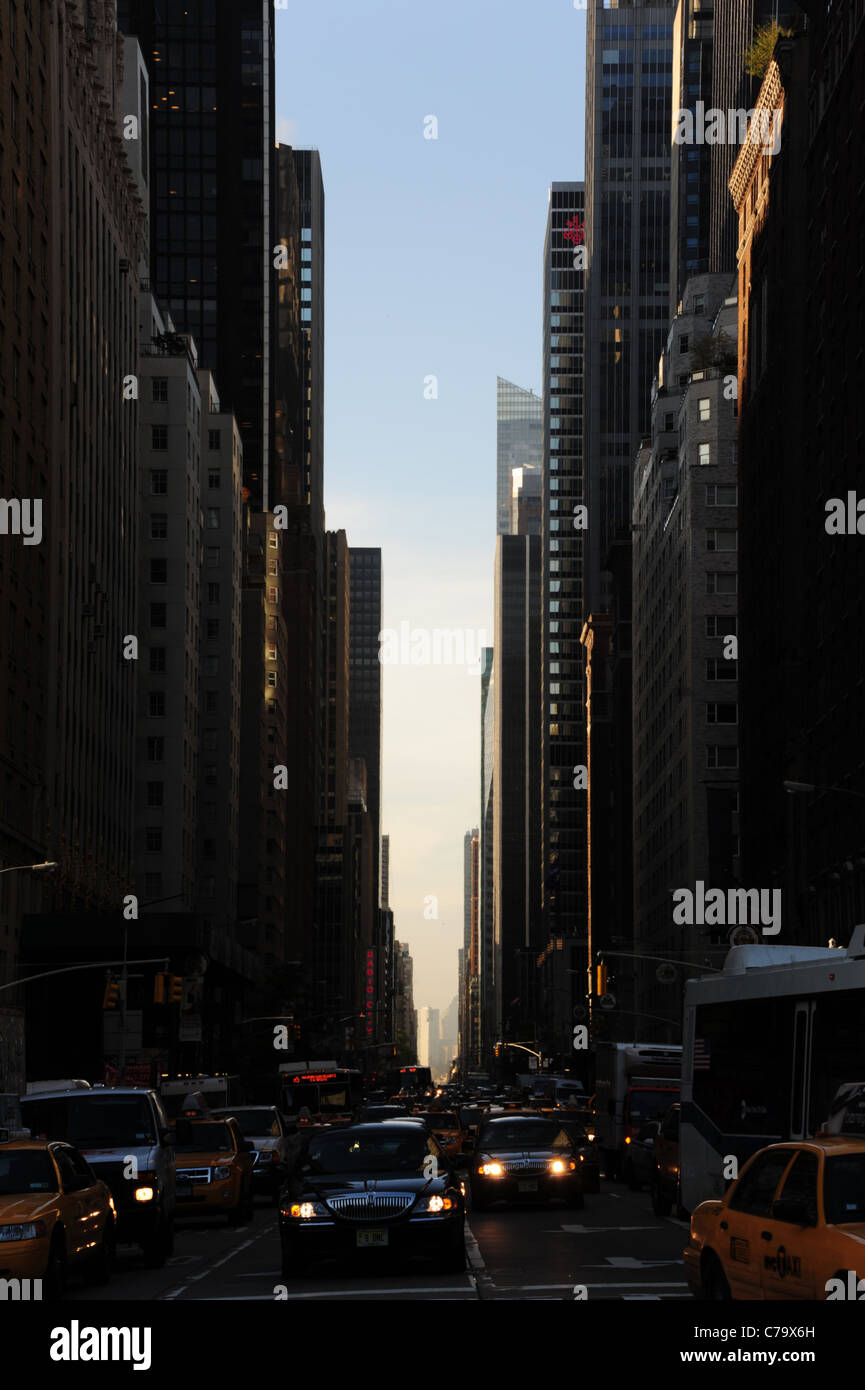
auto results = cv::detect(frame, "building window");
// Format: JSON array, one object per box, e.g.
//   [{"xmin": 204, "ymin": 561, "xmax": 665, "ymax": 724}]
[
  {"xmin": 206, "ymin": 618, "xmax": 219, "ymax": 639},
  {"xmin": 148, "ymin": 691, "xmax": 166, "ymax": 717},
  {"xmin": 149, "ymin": 647, "xmax": 166, "ymax": 673},
  {"xmin": 203, "ymin": 656, "xmax": 219, "ymax": 676},
  {"xmin": 698, "ymin": 397, "xmax": 710, "ymax": 422},
  {"xmin": 146, "ymin": 781, "xmax": 164, "ymax": 807},
  {"xmin": 207, "ymin": 582, "xmax": 220, "ymax": 603},
  {"xmin": 143, "ymin": 873, "xmax": 162, "ymax": 899},
  {"xmin": 207, "ymin": 467, "xmax": 220, "ymax": 489},
  {"xmin": 706, "ymin": 571, "xmax": 737, "ymax": 594},
  {"xmin": 206, "ymin": 508, "xmax": 220, "ymax": 529},
  {"xmin": 206, "ymin": 546, "xmax": 220, "ymax": 567},
  {"xmin": 152, "ymin": 377, "xmax": 168, "ymax": 403},
  {"xmin": 150, "ymin": 469, "xmax": 168, "ymax": 495},
  {"xmin": 707, "ymin": 745, "xmax": 739, "ymax": 769},
  {"xmin": 706, "ymin": 615, "xmax": 737, "ymax": 637},
  {"xmin": 151, "ymin": 424, "xmax": 168, "ymax": 450},
  {"xmin": 706, "ymin": 659, "xmax": 737, "ymax": 681},
  {"xmin": 706, "ymin": 529, "xmax": 737, "ymax": 551},
  {"xmin": 150, "ymin": 513, "xmax": 168, "ymax": 539},
  {"xmin": 698, "ymin": 442, "xmax": 711, "ymax": 466},
  {"xmin": 150, "ymin": 558, "xmax": 167, "ymax": 584},
  {"xmin": 205, "ymin": 691, "xmax": 218, "ymax": 714},
  {"xmin": 208, "ymin": 429, "xmax": 221, "ymax": 450},
  {"xmin": 705, "ymin": 485, "xmax": 737, "ymax": 506},
  {"xmin": 707, "ymin": 703, "xmax": 738, "ymax": 724},
  {"xmin": 267, "ymin": 671, "xmax": 277, "ymax": 687},
  {"xmin": 145, "ymin": 827, "xmax": 162, "ymax": 852},
  {"xmin": 147, "ymin": 736, "xmax": 164, "ymax": 761},
  {"xmin": 203, "ymin": 730, "xmax": 218, "ymax": 752},
  {"xmin": 150, "ymin": 602, "xmax": 167, "ymax": 627},
  {"xmin": 204, "ymin": 765, "xmax": 217, "ymax": 787}
]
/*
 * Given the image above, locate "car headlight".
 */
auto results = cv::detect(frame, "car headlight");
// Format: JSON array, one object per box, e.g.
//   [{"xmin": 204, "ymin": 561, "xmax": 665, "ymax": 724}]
[
  {"xmin": 212, "ymin": 1166, "xmax": 232, "ymax": 1181},
  {"xmin": 549, "ymin": 1159, "xmax": 577, "ymax": 1174},
  {"xmin": 134, "ymin": 1186, "xmax": 155, "ymax": 1202},
  {"xmin": 478, "ymin": 1161, "xmax": 504, "ymax": 1177},
  {"xmin": 285, "ymin": 1201, "xmax": 328, "ymax": 1220},
  {"xmin": 586, "ymin": 1132, "xmax": 596, "ymax": 1143},
  {"xmin": 0, "ymin": 1221, "xmax": 48, "ymax": 1241},
  {"xmin": 422, "ymin": 1195, "xmax": 456, "ymax": 1214}
]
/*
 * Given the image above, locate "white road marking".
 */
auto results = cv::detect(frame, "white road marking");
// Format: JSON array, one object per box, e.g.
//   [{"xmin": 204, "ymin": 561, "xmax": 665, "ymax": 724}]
[{"xmin": 550, "ymin": 1224, "xmax": 659, "ymax": 1234}]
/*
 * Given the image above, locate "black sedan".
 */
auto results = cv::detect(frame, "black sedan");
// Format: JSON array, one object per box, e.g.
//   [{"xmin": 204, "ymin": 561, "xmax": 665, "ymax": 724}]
[
  {"xmin": 468, "ymin": 1114, "xmax": 584, "ymax": 1210},
  {"xmin": 278, "ymin": 1123, "xmax": 466, "ymax": 1276}
]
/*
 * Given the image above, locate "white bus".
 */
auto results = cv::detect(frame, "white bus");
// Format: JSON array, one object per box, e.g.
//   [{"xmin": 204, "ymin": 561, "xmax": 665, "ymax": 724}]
[{"xmin": 681, "ymin": 925, "xmax": 865, "ymax": 1212}]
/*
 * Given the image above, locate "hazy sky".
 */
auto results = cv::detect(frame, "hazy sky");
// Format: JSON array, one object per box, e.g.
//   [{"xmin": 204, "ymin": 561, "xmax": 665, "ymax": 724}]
[{"xmin": 275, "ymin": 0, "xmax": 587, "ymax": 1017}]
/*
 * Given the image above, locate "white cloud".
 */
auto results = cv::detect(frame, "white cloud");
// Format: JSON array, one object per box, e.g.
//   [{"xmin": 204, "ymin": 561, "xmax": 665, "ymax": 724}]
[{"xmin": 276, "ymin": 116, "xmax": 299, "ymax": 146}]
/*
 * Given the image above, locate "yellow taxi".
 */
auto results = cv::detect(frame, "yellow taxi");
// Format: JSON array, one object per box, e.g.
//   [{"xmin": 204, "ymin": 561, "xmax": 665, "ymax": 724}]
[
  {"xmin": 0, "ymin": 1139, "xmax": 115, "ymax": 1297},
  {"xmin": 412, "ymin": 1111, "xmax": 464, "ymax": 1159},
  {"xmin": 684, "ymin": 1136, "xmax": 865, "ymax": 1299},
  {"xmin": 173, "ymin": 1115, "xmax": 255, "ymax": 1224}
]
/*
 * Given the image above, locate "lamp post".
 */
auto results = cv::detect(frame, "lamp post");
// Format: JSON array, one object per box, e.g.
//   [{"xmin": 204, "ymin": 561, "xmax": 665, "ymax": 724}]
[{"xmin": 0, "ymin": 861, "xmax": 58, "ymax": 875}]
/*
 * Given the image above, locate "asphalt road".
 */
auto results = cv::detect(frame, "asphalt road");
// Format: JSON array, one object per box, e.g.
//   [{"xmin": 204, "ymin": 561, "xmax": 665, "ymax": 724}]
[{"xmin": 64, "ymin": 1177, "xmax": 691, "ymax": 1303}]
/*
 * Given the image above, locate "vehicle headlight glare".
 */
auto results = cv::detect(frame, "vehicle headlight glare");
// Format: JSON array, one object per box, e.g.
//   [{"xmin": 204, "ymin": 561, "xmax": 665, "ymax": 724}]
[
  {"xmin": 550, "ymin": 1159, "xmax": 566, "ymax": 1174},
  {"xmin": 478, "ymin": 1162, "xmax": 504, "ymax": 1177},
  {"xmin": 134, "ymin": 1186, "xmax": 155, "ymax": 1202}
]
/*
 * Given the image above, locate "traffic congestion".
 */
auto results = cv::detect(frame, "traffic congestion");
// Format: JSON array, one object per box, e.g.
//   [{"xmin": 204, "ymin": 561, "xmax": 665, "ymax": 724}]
[{"xmin": 2, "ymin": 1056, "xmax": 865, "ymax": 1304}]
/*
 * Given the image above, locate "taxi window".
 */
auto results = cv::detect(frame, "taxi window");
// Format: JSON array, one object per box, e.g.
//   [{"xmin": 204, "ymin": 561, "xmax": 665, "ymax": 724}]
[
  {"xmin": 824, "ymin": 1154, "xmax": 865, "ymax": 1225},
  {"xmin": 52, "ymin": 1147, "xmax": 79, "ymax": 1193},
  {"xmin": 728, "ymin": 1149, "xmax": 794, "ymax": 1216},
  {"xmin": 774, "ymin": 1150, "xmax": 818, "ymax": 1223},
  {"xmin": 0, "ymin": 1150, "xmax": 57, "ymax": 1195}
]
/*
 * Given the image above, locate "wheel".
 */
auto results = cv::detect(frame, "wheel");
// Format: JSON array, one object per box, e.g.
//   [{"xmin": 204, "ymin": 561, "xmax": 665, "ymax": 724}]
[
  {"xmin": 44, "ymin": 1230, "xmax": 66, "ymax": 1301},
  {"xmin": 84, "ymin": 1226, "xmax": 114, "ymax": 1286},
  {"xmin": 651, "ymin": 1179, "xmax": 672, "ymax": 1217},
  {"xmin": 703, "ymin": 1253, "xmax": 731, "ymax": 1300},
  {"xmin": 141, "ymin": 1216, "xmax": 172, "ymax": 1268}
]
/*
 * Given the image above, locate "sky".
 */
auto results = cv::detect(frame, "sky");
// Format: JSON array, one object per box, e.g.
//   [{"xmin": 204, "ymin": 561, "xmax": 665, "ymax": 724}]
[{"xmin": 275, "ymin": 0, "xmax": 587, "ymax": 1018}]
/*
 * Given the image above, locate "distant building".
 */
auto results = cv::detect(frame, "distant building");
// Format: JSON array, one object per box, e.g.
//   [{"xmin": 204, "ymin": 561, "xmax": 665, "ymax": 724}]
[{"xmin": 497, "ymin": 378, "xmax": 542, "ymax": 536}]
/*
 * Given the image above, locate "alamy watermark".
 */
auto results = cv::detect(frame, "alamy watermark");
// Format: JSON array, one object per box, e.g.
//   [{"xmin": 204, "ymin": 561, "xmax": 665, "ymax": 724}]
[
  {"xmin": 672, "ymin": 880, "xmax": 781, "ymax": 935},
  {"xmin": 0, "ymin": 498, "xmax": 42, "ymax": 545},
  {"xmin": 673, "ymin": 102, "xmax": 782, "ymax": 155},
  {"xmin": 378, "ymin": 622, "xmax": 489, "ymax": 675}
]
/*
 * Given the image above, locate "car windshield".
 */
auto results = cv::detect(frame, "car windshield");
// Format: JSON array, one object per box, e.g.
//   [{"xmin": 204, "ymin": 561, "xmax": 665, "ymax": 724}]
[
  {"xmin": 824, "ymin": 1154, "xmax": 865, "ymax": 1224},
  {"xmin": 414, "ymin": 1114, "xmax": 459, "ymax": 1129},
  {"xmin": 174, "ymin": 1122, "xmax": 233, "ymax": 1153},
  {"xmin": 357, "ymin": 1107, "xmax": 404, "ymax": 1122},
  {"xmin": 21, "ymin": 1094, "xmax": 156, "ymax": 1148},
  {"xmin": 305, "ymin": 1131, "xmax": 429, "ymax": 1175},
  {"xmin": 221, "ymin": 1111, "xmax": 278, "ymax": 1138},
  {"xmin": 0, "ymin": 1150, "xmax": 58, "ymax": 1195},
  {"xmin": 479, "ymin": 1120, "xmax": 568, "ymax": 1150}
]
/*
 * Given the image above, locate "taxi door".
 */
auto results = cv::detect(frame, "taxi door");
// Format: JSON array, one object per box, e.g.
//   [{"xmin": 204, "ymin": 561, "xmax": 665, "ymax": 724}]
[
  {"xmin": 759, "ymin": 1149, "xmax": 820, "ymax": 1299},
  {"xmin": 721, "ymin": 1148, "xmax": 798, "ymax": 1298},
  {"xmin": 51, "ymin": 1146, "xmax": 90, "ymax": 1261}
]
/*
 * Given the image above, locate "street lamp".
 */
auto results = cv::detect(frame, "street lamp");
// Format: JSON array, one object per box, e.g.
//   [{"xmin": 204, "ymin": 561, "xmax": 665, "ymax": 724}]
[
  {"xmin": 783, "ymin": 780, "xmax": 865, "ymax": 801},
  {"xmin": 0, "ymin": 861, "xmax": 57, "ymax": 875}
]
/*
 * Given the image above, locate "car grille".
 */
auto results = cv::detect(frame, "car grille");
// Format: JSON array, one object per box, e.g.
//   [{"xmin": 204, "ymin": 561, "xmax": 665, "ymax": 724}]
[
  {"xmin": 326, "ymin": 1193, "xmax": 415, "ymax": 1221},
  {"xmin": 499, "ymin": 1159, "xmax": 549, "ymax": 1174},
  {"xmin": 177, "ymin": 1167, "xmax": 211, "ymax": 1184}
]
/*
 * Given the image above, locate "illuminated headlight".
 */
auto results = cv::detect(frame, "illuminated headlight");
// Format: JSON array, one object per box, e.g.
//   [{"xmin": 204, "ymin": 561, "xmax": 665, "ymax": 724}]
[
  {"xmin": 423, "ymin": 1195, "xmax": 455, "ymax": 1214},
  {"xmin": 286, "ymin": 1202, "xmax": 328, "ymax": 1220},
  {"xmin": 586, "ymin": 1132, "xmax": 596, "ymax": 1142},
  {"xmin": 549, "ymin": 1159, "xmax": 577, "ymax": 1174},
  {"xmin": 478, "ymin": 1162, "xmax": 504, "ymax": 1177},
  {"xmin": 0, "ymin": 1221, "xmax": 48, "ymax": 1241},
  {"xmin": 134, "ymin": 1186, "xmax": 155, "ymax": 1203},
  {"xmin": 212, "ymin": 1166, "xmax": 232, "ymax": 1181}
]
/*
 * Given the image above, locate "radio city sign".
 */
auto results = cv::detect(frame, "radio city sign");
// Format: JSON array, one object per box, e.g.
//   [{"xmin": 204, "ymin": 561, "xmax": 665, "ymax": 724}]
[{"xmin": 365, "ymin": 949, "xmax": 375, "ymax": 1037}]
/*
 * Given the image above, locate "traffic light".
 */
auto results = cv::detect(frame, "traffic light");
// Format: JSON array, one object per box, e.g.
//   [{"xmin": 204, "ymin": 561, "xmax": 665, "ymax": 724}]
[
  {"xmin": 153, "ymin": 972, "xmax": 168, "ymax": 1004},
  {"xmin": 169, "ymin": 975, "xmax": 183, "ymax": 1004},
  {"xmin": 103, "ymin": 976, "xmax": 119, "ymax": 1009},
  {"xmin": 494, "ymin": 1042, "xmax": 503, "ymax": 1058},
  {"xmin": 595, "ymin": 962, "xmax": 608, "ymax": 997}
]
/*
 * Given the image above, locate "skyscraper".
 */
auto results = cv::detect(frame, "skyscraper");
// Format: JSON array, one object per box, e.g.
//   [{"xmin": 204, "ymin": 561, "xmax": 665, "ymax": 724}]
[
  {"xmin": 496, "ymin": 378, "xmax": 542, "ymax": 537},
  {"xmin": 349, "ymin": 548, "xmax": 382, "ymax": 918},
  {"xmin": 117, "ymin": 0, "xmax": 275, "ymax": 510},
  {"xmin": 540, "ymin": 183, "xmax": 587, "ymax": 976}
]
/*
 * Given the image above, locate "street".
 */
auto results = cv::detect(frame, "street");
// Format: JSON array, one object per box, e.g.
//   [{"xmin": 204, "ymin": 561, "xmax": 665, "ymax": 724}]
[{"xmin": 64, "ymin": 1179, "xmax": 689, "ymax": 1304}]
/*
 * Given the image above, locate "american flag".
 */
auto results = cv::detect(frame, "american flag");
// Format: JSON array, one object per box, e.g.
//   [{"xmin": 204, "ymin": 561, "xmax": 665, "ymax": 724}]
[{"xmin": 694, "ymin": 1037, "xmax": 711, "ymax": 1071}]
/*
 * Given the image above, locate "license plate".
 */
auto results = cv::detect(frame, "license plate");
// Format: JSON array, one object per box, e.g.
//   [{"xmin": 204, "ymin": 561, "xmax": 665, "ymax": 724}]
[
  {"xmin": 356, "ymin": 1229, "xmax": 389, "ymax": 1248},
  {"xmin": 176, "ymin": 1182, "xmax": 194, "ymax": 1199},
  {"xmin": 518, "ymin": 1179, "xmax": 538, "ymax": 1193}
]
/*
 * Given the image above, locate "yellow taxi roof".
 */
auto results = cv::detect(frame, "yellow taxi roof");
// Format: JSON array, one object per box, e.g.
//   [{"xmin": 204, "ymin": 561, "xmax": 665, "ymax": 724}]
[{"xmin": 766, "ymin": 1136, "xmax": 865, "ymax": 1157}]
